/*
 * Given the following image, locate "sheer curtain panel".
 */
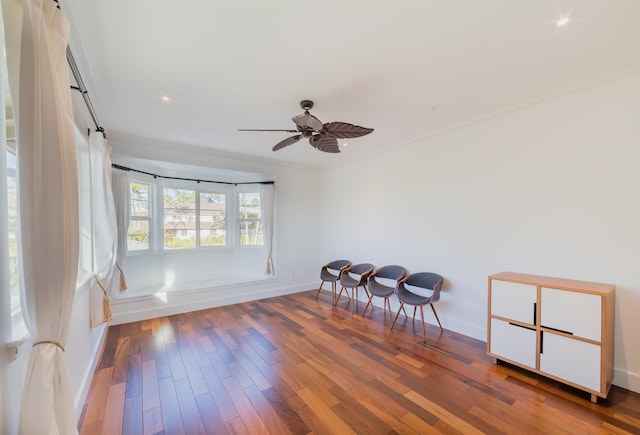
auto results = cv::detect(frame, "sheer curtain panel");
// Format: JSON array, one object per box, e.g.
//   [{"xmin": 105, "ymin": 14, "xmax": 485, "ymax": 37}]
[
  {"xmin": 3, "ymin": 0, "xmax": 80, "ymax": 433},
  {"xmin": 111, "ymin": 167, "xmax": 130, "ymax": 294},
  {"xmin": 89, "ymin": 132, "xmax": 117, "ymax": 327},
  {"xmin": 262, "ymin": 184, "xmax": 275, "ymax": 275}
]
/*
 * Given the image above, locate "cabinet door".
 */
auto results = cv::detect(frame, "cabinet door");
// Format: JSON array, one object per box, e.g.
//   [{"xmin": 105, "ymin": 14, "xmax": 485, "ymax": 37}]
[
  {"xmin": 540, "ymin": 287, "xmax": 601, "ymax": 341},
  {"xmin": 490, "ymin": 318, "xmax": 536, "ymax": 369},
  {"xmin": 491, "ymin": 280, "xmax": 537, "ymax": 325},
  {"xmin": 539, "ymin": 332, "xmax": 601, "ymax": 392}
]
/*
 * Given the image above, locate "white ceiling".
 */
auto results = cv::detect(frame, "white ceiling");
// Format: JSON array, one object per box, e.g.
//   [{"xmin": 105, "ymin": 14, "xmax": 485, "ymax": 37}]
[{"xmin": 62, "ymin": 0, "xmax": 640, "ymax": 168}]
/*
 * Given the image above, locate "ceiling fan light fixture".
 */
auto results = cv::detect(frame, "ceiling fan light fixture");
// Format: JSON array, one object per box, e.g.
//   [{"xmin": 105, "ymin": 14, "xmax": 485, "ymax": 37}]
[{"xmin": 239, "ymin": 99, "xmax": 373, "ymax": 153}]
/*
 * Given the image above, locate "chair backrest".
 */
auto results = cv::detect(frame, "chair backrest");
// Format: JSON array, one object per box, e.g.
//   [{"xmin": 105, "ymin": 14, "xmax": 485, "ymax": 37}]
[
  {"xmin": 327, "ymin": 259, "xmax": 351, "ymax": 270},
  {"xmin": 349, "ymin": 263, "xmax": 374, "ymax": 276},
  {"xmin": 403, "ymin": 272, "xmax": 444, "ymax": 302},
  {"xmin": 375, "ymin": 265, "xmax": 406, "ymax": 281}
]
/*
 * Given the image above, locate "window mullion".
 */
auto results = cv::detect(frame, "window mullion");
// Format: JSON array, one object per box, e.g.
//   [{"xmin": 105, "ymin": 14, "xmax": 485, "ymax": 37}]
[{"xmin": 196, "ymin": 190, "xmax": 200, "ymax": 248}]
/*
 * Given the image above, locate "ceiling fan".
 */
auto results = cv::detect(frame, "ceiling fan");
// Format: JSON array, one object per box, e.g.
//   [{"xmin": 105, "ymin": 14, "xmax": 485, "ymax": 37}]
[{"xmin": 239, "ymin": 100, "xmax": 374, "ymax": 153}]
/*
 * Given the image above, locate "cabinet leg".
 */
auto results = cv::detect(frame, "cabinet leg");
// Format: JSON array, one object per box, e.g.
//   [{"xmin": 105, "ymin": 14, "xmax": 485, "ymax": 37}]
[{"xmin": 590, "ymin": 393, "xmax": 598, "ymax": 404}]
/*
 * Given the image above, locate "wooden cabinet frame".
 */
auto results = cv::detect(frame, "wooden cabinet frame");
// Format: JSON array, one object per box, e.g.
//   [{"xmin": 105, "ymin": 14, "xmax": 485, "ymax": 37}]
[{"xmin": 487, "ymin": 272, "xmax": 615, "ymax": 403}]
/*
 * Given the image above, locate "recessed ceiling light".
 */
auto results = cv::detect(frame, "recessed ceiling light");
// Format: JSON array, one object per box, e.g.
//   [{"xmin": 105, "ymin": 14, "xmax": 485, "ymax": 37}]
[
  {"xmin": 160, "ymin": 95, "xmax": 173, "ymax": 103},
  {"xmin": 343, "ymin": 143, "xmax": 349, "ymax": 148},
  {"xmin": 556, "ymin": 17, "xmax": 570, "ymax": 27}
]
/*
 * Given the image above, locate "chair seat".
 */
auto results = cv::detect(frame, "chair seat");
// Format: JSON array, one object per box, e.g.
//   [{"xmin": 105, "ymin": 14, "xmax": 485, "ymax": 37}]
[
  {"xmin": 368, "ymin": 279, "xmax": 396, "ymax": 298},
  {"xmin": 340, "ymin": 273, "xmax": 363, "ymax": 288},
  {"xmin": 320, "ymin": 269, "xmax": 341, "ymax": 282},
  {"xmin": 397, "ymin": 287, "xmax": 431, "ymax": 305}
]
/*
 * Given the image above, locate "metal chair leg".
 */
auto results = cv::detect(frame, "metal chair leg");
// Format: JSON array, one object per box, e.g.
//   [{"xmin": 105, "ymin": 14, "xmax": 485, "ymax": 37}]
[
  {"xmin": 391, "ymin": 302, "xmax": 405, "ymax": 329},
  {"xmin": 430, "ymin": 304, "xmax": 444, "ymax": 332}
]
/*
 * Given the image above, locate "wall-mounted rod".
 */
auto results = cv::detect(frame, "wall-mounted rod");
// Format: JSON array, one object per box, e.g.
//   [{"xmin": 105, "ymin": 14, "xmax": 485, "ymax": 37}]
[
  {"xmin": 112, "ymin": 164, "xmax": 275, "ymax": 186},
  {"xmin": 67, "ymin": 47, "xmax": 105, "ymax": 137},
  {"xmin": 51, "ymin": 0, "xmax": 103, "ymax": 135}
]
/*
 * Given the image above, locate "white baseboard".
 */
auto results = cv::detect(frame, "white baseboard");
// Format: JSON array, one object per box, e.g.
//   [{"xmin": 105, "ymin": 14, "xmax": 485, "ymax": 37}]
[
  {"xmin": 322, "ymin": 286, "xmax": 487, "ymax": 341},
  {"xmin": 613, "ymin": 367, "xmax": 640, "ymax": 394},
  {"xmin": 75, "ymin": 324, "xmax": 108, "ymax": 420}
]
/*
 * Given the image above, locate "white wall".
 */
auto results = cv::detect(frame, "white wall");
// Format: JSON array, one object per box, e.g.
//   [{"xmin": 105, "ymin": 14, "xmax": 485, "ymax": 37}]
[
  {"xmin": 321, "ymin": 70, "xmax": 640, "ymax": 393},
  {"xmin": 108, "ymin": 137, "xmax": 322, "ymax": 322}
]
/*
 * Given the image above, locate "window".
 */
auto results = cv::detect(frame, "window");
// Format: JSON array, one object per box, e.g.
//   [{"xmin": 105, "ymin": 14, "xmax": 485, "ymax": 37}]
[
  {"xmin": 122, "ymin": 180, "xmax": 265, "ymax": 254},
  {"xmin": 163, "ymin": 188, "xmax": 196, "ymax": 249},
  {"xmin": 6, "ymin": 149, "xmax": 25, "ymax": 338},
  {"xmin": 163, "ymin": 188, "xmax": 227, "ymax": 249},
  {"xmin": 200, "ymin": 192, "xmax": 226, "ymax": 247},
  {"xmin": 238, "ymin": 191, "xmax": 264, "ymax": 246},
  {"xmin": 128, "ymin": 182, "xmax": 151, "ymax": 251},
  {"xmin": 76, "ymin": 130, "xmax": 92, "ymax": 280}
]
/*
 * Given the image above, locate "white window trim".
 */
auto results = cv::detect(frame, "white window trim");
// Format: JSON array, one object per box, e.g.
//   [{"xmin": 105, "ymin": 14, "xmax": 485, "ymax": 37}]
[
  {"xmin": 236, "ymin": 188, "xmax": 265, "ymax": 248},
  {"xmin": 127, "ymin": 176, "xmax": 154, "ymax": 255}
]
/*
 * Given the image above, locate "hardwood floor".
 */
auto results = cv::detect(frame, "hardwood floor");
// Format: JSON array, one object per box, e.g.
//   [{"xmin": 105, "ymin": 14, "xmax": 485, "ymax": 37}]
[{"xmin": 78, "ymin": 290, "xmax": 640, "ymax": 434}]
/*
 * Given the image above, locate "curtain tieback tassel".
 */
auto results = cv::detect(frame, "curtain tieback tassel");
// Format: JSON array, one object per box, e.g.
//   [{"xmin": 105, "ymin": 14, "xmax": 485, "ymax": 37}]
[
  {"xmin": 116, "ymin": 264, "xmax": 128, "ymax": 291},
  {"xmin": 96, "ymin": 277, "xmax": 115, "ymax": 322}
]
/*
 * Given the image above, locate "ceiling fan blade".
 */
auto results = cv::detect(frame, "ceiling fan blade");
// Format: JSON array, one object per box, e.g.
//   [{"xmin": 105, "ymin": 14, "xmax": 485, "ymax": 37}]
[
  {"xmin": 272, "ymin": 135, "xmax": 302, "ymax": 151},
  {"xmin": 292, "ymin": 112, "xmax": 324, "ymax": 131},
  {"xmin": 309, "ymin": 135, "xmax": 340, "ymax": 153},
  {"xmin": 239, "ymin": 129, "xmax": 298, "ymax": 132},
  {"xmin": 323, "ymin": 122, "xmax": 374, "ymax": 138}
]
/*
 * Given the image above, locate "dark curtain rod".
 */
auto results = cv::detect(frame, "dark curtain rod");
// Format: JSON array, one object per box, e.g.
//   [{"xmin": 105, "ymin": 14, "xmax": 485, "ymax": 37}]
[
  {"xmin": 112, "ymin": 164, "xmax": 275, "ymax": 186},
  {"xmin": 53, "ymin": 0, "xmax": 106, "ymax": 137}
]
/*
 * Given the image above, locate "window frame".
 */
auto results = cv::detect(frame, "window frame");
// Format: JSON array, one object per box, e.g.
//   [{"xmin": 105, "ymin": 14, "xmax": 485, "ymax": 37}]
[
  {"xmin": 127, "ymin": 179, "xmax": 154, "ymax": 255},
  {"xmin": 197, "ymin": 190, "xmax": 228, "ymax": 249},
  {"xmin": 5, "ymin": 144, "xmax": 27, "ymax": 339},
  {"xmin": 237, "ymin": 189, "xmax": 265, "ymax": 248}
]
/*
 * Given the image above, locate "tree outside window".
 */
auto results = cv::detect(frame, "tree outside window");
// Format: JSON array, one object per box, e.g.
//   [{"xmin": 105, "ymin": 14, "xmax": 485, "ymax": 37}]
[
  {"xmin": 163, "ymin": 188, "xmax": 196, "ymax": 249},
  {"xmin": 238, "ymin": 192, "xmax": 263, "ymax": 246},
  {"xmin": 128, "ymin": 182, "xmax": 151, "ymax": 251},
  {"xmin": 200, "ymin": 192, "xmax": 226, "ymax": 247}
]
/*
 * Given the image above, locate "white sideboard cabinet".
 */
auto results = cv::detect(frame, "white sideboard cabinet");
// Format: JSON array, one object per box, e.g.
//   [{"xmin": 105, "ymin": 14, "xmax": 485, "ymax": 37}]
[{"xmin": 487, "ymin": 272, "xmax": 615, "ymax": 402}]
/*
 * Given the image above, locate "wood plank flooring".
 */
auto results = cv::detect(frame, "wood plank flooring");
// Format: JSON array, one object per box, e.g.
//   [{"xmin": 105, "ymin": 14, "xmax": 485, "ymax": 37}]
[{"xmin": 78, "ymin": 290, "xmax": 640, "ymax": 434}]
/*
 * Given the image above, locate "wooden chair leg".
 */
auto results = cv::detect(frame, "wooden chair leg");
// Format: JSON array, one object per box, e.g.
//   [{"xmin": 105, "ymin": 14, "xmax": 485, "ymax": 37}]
[
  {"xmin": 391, "ymin": 303, "xmax": 405, "ymax": 329},
  {"xmin": 315, "ymin": 280, "xmax": 326, "ymax": 300},
  {"xmin": 412, "ymin": 306, "xmax": 417, "ymax": 324},
  {"xmin": 419, "ymin": 305, "xmax": 427, "ymax": 344},
  {"xmin": 334, "ymin": 286, "xmax": 348, "ymax": 306},
  {"xmin": 430, "ymin": 304, "xmax": 444, "ymax": 332},
  {"xmin": 361, "ymin": 294, "xmax": 375, "ymax": 317},
  {"xmin": 353, "ymin": 287, "xmax": 358, "ymax": 314}
]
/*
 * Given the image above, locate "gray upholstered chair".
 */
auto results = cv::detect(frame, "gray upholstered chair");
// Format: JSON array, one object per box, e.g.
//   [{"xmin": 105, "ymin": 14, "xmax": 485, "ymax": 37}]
[
  {"xmin": 391, "ymin": 272, "xmax": 444, "ymax": 343},
  {"xmin": 315, "ymin": 259, "xmax": 351, "ymax": 303},
  {"xmin": 335, "ymin": 263, "xmax": 375, "ymax": 313},
  {"xmin": 362, "ymin": 265, "xmax": 406, "ymax": 319}
]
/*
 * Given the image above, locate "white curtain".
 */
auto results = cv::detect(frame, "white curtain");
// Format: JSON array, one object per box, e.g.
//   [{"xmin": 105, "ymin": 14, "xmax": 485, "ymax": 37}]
[
  {"xmin": 89, "ymin": 132, "xmax": 117, "ymax": 327},
  {"xmin": 3, "ymin": 0, "xmax": 80, "ymax": 433},
  {"xmin": 262, "ymin": 183, "xmax": 275, "ymax": 275},
  {"xmin": 111, "ymin": 167, "xmax": 130, "ymax": 294}
]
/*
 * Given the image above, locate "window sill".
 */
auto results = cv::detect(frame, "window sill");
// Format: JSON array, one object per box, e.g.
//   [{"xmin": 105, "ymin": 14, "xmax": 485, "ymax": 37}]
[
  {"xmin": 115, "ymin": 275, "xmax": 278, "ymax": 300},
  {"xmin": 4, "ymin": 334, "xmax": 29, "ymax": 361}
]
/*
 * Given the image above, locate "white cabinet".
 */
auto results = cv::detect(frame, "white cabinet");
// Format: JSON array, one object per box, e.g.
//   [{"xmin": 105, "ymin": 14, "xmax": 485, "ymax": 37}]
[{"xmin": 487, "ymin": 272, "xmax": 615, "ymax": 403}]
